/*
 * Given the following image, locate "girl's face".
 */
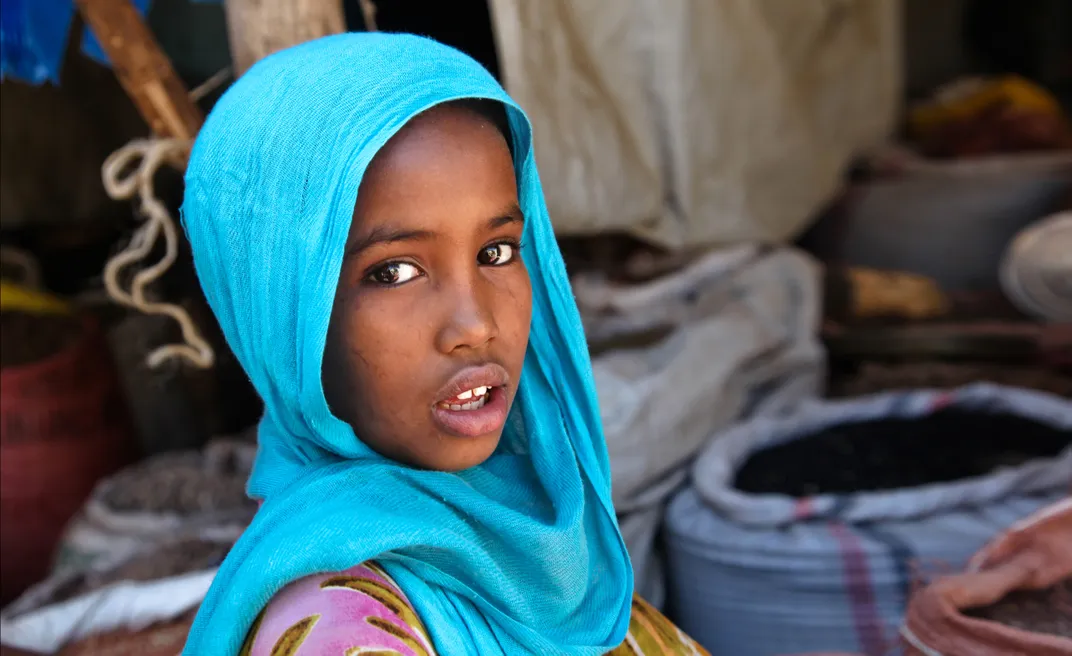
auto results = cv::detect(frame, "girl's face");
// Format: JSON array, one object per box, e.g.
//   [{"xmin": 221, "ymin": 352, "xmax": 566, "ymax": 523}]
[{"xmin": 322, "ymin": 103, "xmax": 532, "ymax": 471}]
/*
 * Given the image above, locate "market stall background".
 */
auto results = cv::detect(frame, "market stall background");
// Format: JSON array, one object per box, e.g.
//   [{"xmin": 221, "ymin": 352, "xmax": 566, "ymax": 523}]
[{"xmin": 1, "ymin": 0, "xmax": 1070, "ymax": 654}]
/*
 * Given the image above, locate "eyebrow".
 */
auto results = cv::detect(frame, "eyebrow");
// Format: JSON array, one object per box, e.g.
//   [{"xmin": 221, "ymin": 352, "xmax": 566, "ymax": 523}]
[
  {"xmin": 344, "ymin": 202, "xmax": 525, "ymax": 260},
  {"xmin": 488, "ymin": 202, "xmax": 525, "ymax": 229}
]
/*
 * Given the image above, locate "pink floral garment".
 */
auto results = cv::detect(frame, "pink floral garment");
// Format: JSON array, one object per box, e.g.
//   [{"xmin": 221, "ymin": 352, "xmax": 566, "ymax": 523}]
[
  {"xmin": 240, "ymin": 562, "xmax": 437, "ymax": 656},
  {"xmin": 240, "ymin": 561, "xmax": 709, "ymax": 655}
]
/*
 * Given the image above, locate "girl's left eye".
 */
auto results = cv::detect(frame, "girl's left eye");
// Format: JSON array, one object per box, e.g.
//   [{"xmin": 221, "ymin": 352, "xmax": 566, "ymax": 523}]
[{"xmin": 478, "ymin": 241, "xmax": 519, "ymax": 266}]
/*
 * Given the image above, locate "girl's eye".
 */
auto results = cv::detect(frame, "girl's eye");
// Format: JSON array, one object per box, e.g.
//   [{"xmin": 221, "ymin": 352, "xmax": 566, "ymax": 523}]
[
  {"xmin": 366, "ymin": 261, "xmax": 423, "ymax": 286},
  {"xmin": 478, "ymin": 241, "xmax": 519, "ymax": 267}
]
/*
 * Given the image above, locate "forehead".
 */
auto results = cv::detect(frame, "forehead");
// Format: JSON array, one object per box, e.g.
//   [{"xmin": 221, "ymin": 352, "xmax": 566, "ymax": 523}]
[
  {"xmin": 369, "ymin": 103, "xmax": 511, "ymax": 178},
  {"xmin": 350, "ymin": 103, "xmax": 518, "ymax": 233}
]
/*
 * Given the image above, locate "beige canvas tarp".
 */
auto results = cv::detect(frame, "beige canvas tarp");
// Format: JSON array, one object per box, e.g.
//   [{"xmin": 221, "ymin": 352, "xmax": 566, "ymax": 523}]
[{"xmin": 488, "ymin": 0, "xmax": 902, "ymax": 248}]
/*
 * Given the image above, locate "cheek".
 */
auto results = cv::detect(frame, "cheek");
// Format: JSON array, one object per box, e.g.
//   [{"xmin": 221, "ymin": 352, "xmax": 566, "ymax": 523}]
[
  {"xmin": 503, "ymin": 268, "xmax": 533, "ymax": 348},
  {"xmin": 341, "ymin": 300, "xmax": 426, "ymax": 397}
]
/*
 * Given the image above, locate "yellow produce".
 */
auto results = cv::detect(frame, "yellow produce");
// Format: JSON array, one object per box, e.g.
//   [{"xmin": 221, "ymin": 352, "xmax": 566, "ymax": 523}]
[
  {"xmin": 847, "ymin": 267, "xmax": 950, "ymax": 320},
  {"xmin": 909, "ymin": 76, "xmax": 1064, "ymax": 142}
]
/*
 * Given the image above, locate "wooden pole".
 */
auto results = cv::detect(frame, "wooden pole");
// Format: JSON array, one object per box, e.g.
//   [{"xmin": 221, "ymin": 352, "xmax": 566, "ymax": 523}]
[
  {"xmin": 223, "ymin": 0, "xmax": 346, "ymax": 77},
  {"xmin": 74, "ymin": 0, "xmax": 203, "ymax": 141}
]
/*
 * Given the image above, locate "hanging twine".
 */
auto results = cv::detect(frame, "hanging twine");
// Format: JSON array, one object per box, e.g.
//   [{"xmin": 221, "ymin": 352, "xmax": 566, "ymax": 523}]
[
  {"xmin": 100, "ymin": 66, "xmax": 234, "ymax": 370},
  {"xmin": 101, "ymin": 137, "xmax": 214, "ymax": 369}
]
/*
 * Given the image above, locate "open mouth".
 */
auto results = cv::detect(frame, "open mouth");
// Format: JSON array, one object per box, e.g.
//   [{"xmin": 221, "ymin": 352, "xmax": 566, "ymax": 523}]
[
  {"xmin": 431, "ymin": 384, "xmax": 508, "ymax": 437},
  {"xmin": 431, "ymin": 364, "xmax": 510, "ymax": 438},
  {"xmin": 437, "ymin": 385, "xmax": 494, "ymax": 411}
]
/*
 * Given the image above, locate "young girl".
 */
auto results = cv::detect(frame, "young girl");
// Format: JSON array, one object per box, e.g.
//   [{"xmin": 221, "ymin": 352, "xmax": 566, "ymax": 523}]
[{"xmin": 181, "ymin": 33, "xmax": 707, "ymax": 655}]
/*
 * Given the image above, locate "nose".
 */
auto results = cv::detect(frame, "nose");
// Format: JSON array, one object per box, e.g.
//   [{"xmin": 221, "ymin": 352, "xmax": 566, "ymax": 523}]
[{"xmin": 434, "ymin": 278, "xmax": 498, "ymax": 354}]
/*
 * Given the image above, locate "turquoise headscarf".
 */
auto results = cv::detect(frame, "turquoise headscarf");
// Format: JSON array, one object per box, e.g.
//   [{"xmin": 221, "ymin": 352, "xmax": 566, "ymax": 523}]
[{"xmin": 180, "ymin": 33, "xmax": 633, "ymax": 655}]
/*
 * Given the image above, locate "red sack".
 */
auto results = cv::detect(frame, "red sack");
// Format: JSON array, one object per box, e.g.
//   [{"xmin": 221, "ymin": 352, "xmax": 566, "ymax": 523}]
[
  {"xmin": 902, "ymin": 498, "xmax": 1072, "ymax": 656},
  {"xmin": 1, "ymin": 315, "xmax": 134, "ymax": 604}
]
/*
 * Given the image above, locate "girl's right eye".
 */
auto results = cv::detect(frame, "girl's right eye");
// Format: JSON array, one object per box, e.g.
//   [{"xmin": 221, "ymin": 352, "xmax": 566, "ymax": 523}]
[{"xmin": 366, "ymin": 261, "xmax": 423, "ymax": 286}]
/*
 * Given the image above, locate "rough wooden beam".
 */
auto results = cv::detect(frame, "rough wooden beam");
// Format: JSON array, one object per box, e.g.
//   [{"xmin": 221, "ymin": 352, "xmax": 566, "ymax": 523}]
[
  {"xmin": 224, "ymin": 0, "xmax": 346, "ymax": 77},
  {"xmin": 74, "ymin": 0, "xmax": 203, "ymax": 141}
]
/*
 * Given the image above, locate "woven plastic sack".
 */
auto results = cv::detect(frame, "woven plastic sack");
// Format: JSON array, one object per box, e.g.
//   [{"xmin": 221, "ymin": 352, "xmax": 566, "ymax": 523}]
[
  {"xmin": 664, "ymin": 383, "xmax": 1072, "ymax": 656},
  {"xmin": 901, "ymin": 497, "xmax": 1072, "ymax": 656},
  {"xmin": 575, "ymin": 245, "xmax": 824, "ymax": 606},
  {"xmin": 1, "ymin": 308, "xmax": 134, "ymax": 605},
  {"xmin": 58, "ymin": 612, "xmax": 195, "ymax": 656},
  {"xmin": 53, "ymin": 439, "xmax": 257, "ymax": 572},
  {"xmin": 0, "ymin": 534, "xmax": 233, "ymax": 654}
]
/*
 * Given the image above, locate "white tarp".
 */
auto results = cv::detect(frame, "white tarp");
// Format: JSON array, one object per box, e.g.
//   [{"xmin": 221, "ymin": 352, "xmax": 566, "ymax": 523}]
[{"xmin": 488, "ymin": 0, "xmax": 902, "ymax": 248}]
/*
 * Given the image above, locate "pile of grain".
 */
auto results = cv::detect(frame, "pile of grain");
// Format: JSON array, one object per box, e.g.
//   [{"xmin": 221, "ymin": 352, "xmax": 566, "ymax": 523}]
[
  {"xmin": 734, "ymin": 408, "xmax": 1071, "ymax": 496},
  {"xmin": 966, "ymin": 578, "xmax": 1072, "ymax": 638},
  {"xmin": 99, "ymin": 450, "xmax": 256, "ymax": 517}
]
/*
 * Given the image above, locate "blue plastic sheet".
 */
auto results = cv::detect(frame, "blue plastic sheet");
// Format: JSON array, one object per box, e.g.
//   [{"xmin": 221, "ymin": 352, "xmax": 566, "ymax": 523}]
[
  {"xmin": 0, "ymin": 0, "xmax": 153, "ymax": 84},
  {"xmin": 0, "ymin": 0, "xmax": 76, "ymax": 84}
]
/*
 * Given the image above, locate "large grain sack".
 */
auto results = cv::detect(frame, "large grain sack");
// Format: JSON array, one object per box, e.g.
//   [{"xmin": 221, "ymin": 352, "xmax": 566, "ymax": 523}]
[
  {"xmin": 54, "ymin": 437, "xmax": 256, "ymax": 572},
  {"xmin": 1, "ymin": 284, "xmax": 135, "ymax": 604},
  {"xmin": 0, "ymin": 535, "xmax": 233, "ymax": 654},
  {"xmin": 664, "ymin": 384, "xmax": 1072, "ymax": 656},
  {"xmin": 576, "ymin": 245, "xmax": 824, "ymax": 606},
  {"xmin": 901, "ymin": 498, "xmax": 1072, "ymax": 656}
]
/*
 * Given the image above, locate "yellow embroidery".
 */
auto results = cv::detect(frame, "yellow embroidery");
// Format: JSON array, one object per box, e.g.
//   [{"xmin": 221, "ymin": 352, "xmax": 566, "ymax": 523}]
[
  {"xmin": 321, "ymin": 574, "xmax": 435, "ymax": 654},
  {"xmin": 269, "ymin": 614, "xmax": 321, "ymax": 656},
  {"xmin": 606, "ymin": 596, "xmax": 710, "ymax": 656},
  {"xmin": 631, "ymin": 597, "xmax": 691, "ymax": 654},
  {"xmin": 606, "ymin": 633, "xmax": 643, "ymax": 655},
  {"xmin": 364, "ymin": 616, "xmax": 432, "ymax": 656},
  {"xmin": 238, "ymin": 611, "xmax": 265, "ymax": 656}
]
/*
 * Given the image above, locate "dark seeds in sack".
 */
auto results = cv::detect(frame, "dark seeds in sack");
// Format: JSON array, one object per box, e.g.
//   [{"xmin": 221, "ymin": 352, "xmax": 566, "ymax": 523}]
[
  {"xmin": 965, "ymin": 578, "xmax": 1072, "ymax": 639},
  {"xmin": 0, "ymin": 311, "xmax": 82, "ymax": 368},
  {"xmin": 101, "ymin": 452, "xmax": 256, "ymax": 516},
  {"xmin": 734, "ymin": 408, "xmax": 1071, "ymax": 496}
]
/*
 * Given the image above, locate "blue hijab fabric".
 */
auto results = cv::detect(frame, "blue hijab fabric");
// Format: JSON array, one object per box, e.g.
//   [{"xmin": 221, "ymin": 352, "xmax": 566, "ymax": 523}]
[{"xmin": 180, "ymin": 33, "xmax": 633, "ymax": 655}]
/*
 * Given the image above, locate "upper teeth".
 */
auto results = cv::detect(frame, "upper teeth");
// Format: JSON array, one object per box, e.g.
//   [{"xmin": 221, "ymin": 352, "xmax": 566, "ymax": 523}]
[{"xmin": 456, "ymin": 386, "xmax": 489, "ymax": 400}]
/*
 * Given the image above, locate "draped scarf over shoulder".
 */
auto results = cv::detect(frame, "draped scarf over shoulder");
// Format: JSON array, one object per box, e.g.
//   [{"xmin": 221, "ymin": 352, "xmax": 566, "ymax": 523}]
[{"xmin": 180, "ymin": 34, "xmax": 633, "ymax": 655}]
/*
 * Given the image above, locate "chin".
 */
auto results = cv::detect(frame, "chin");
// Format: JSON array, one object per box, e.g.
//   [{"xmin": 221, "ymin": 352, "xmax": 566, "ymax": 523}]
[{"xmin": 426, "ymin": 431, "xmax": 502, "ymax": 472}]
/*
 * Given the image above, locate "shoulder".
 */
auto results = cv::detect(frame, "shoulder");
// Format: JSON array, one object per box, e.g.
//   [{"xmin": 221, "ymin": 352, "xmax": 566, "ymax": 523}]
[
  {"xmin": 240, "ymin": 561, "xmax": 437, "ymax": 656},
  {"xmin": 240, "ymin": 569, "xmax": 706, "ymax": 656}
]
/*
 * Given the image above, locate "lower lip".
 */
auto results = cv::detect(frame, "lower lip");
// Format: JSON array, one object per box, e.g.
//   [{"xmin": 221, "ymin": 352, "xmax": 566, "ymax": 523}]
[{"xmin": 431, "ymin": 387, "xmax": 509, "ymax": 438}]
